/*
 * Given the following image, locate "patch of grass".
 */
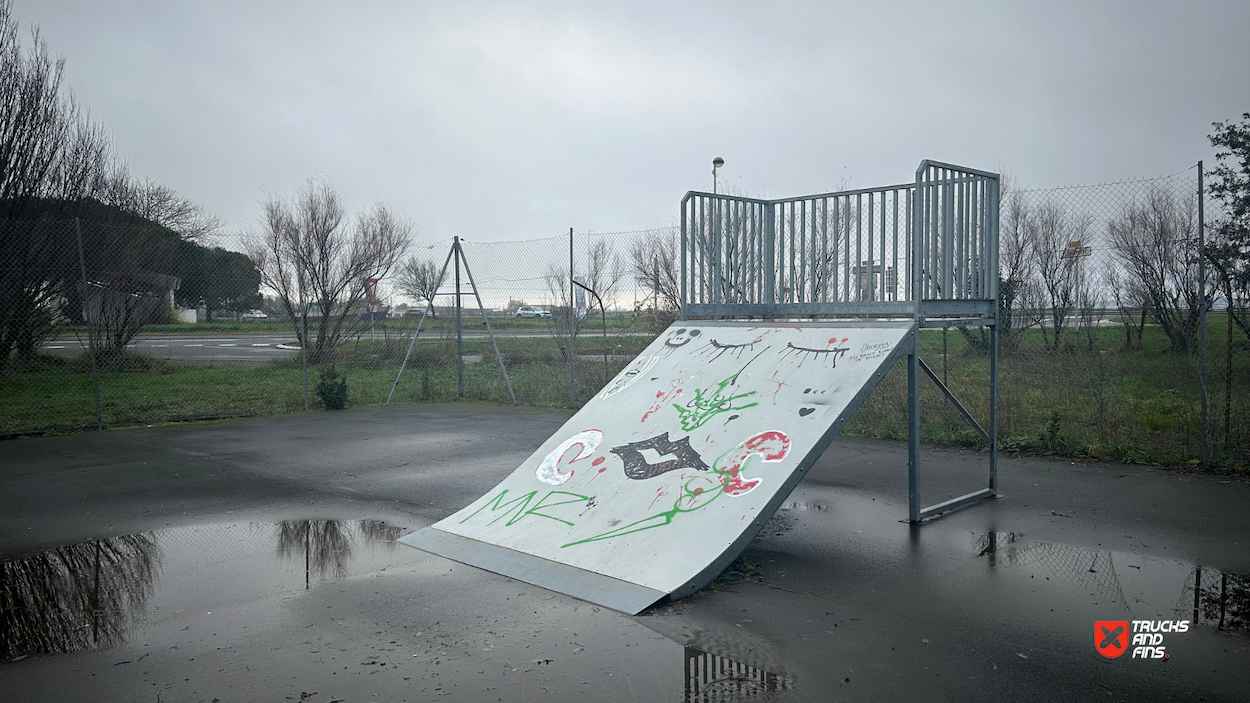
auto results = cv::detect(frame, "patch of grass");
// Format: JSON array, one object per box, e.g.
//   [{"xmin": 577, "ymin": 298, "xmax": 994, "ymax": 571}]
[
  {"xmin": 844, "ymin": 324, "xmax": 1249, "ymax": 470},
  {"xmin": 702, "ymin": 555, "xmax": 763, "ymax": 592},
  {"xmin": 4, "ymin": 320, "xmax": 1246, "ymax": 471}
]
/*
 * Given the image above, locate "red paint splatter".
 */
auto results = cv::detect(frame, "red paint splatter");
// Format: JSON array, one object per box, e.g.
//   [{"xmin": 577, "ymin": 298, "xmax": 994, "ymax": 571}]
[
  {"xmin": 692, "ymin": 487, "xmax": 704, "ymax": 495},
  {"xmin": 641, "ymin": 380, "xmax": 684, "ymax": 422},
  {"xmin": 649, "ymin": 486, "xmax": 670, "ymax": 509},
  {"xmin": 717, "ymin": 430, "xmax": 790, "ymax": 496},
  {"xmin": 765, "ymin": 371, "xmax": 792, "ymax": 405},
  {"xmin": 592, "ymin": 456, "xmax": 605, "ymax": 466}
]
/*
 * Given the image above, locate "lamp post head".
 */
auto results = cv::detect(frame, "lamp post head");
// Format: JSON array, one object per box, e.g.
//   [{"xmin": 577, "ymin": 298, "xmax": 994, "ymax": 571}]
[{"xmin": 712, "ymin": 157, "xmax": 724, "ymax": 169}]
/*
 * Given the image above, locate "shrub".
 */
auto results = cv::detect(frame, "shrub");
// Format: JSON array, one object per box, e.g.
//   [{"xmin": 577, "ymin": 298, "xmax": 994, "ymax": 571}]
[{"xmin": 316, "ymin": 366, "xmax": 349, "ymax": 409}]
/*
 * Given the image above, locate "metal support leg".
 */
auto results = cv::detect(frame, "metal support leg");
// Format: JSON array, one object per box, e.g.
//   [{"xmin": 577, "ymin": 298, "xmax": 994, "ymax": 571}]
[
  {"xmin": 908, "ymin": 340, "xmax": 921, "ymax": 523},
  {"xmin": 386, "ymin": 242, "xmax": 455, "ymax": 404},
  {"xmin": 455, "ymin": 237, "xmax": 463, "ymax": 397},
  {"xmin": 989, "ymin": 323, "xmax": 999, "ymax": 494}
]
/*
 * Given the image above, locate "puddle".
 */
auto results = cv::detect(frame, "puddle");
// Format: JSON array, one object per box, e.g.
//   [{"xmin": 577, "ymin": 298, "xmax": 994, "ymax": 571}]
[
  {"xmin": 0, "ymin": 519, "xmax": 420, "ymax": 659},
  {"xmin": 2, "ymin": 519, "xmax": 796, "ymax": 702},
  {"xmin": 972, "ymin": 531, "xmax": 1248, "ymax": 632}
]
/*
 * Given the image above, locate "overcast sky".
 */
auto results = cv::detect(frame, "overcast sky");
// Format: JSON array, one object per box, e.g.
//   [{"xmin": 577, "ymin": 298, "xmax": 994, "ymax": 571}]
[{"xmin": 12, "ymin": 0, "xmax": 1249, "ymax": 248}]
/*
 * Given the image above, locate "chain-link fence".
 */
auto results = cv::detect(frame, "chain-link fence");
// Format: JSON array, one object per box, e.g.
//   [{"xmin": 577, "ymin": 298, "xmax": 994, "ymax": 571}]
[
  {"xmin": 2, "ymin": 167, "xmax": 1245, "ymax": 469},
  {"xmin": 848, "ymin": 166, "xmax": 1248, "ymax": 469}
]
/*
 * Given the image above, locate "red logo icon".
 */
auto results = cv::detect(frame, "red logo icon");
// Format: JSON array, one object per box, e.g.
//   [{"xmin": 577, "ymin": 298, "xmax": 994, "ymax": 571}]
[{"xmin": 1094, "ymin": 620, "xmax": 1129, "ymax": 658}]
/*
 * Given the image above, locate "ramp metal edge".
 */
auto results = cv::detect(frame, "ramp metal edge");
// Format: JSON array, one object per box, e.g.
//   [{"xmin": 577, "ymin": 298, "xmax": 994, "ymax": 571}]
[
  {"xmin": 668, "ymin": 322, "xmax": 919, "ymax": 600},
  {"xmin": 398, "ymin": 527, "xmax": 667, "ymax": 615}
]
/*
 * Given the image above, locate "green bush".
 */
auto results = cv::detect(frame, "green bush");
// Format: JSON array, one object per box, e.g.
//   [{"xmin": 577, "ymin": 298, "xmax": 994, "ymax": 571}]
[{"xmin": 316, "ymin": 366, "xmax": 349, "ymax": 410}]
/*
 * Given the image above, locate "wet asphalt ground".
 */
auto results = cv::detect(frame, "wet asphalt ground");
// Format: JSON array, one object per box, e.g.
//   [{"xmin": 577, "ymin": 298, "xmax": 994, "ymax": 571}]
[{"xmin": 1, "ymin": 403, "xmax": 1246, "ymax": 702}]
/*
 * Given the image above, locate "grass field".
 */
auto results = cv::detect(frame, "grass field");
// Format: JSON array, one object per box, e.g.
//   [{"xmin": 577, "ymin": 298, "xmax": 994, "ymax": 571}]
[{"xmin": 4, "ymin": 322, "xmax": 1246, "ymax": 470}]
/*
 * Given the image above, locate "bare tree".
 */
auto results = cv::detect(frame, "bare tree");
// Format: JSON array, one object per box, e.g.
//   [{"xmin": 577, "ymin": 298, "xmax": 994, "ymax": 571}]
[
  {"xmin": 1103, "ymin": 263, "xmax": 1148, "ymax": 350},
  {"xmin": 544, "ymin": 239, "xmax": 621, "ymax": 359},
  {"xmin": 396, "ymin": 255, "xmax": 443, "ymax": 317},
  {"xmin": 1028, "ymin": 198, "xmax": 1089, "ymax": 351},
  {"xmin": 628, "ymin": 228, "xmax": 680, "ymax": 317},
  {"xmin": 1108, "ymin": 187, "xmax": 1208, "ymax": 353},
  {"xmin": 247, "ymin": 179, "xmax": 412, "ymax": 364},
  {"xmin": 101, "ymin": 164, "xmax": 221, "ymax": 242},
  {"xmin": 0, "ymin": 0, "xmax": 112, "ymax": 361},
  {"xmin": 955, "ymin": 174, "xmax": 1035, "ymax": 352}
]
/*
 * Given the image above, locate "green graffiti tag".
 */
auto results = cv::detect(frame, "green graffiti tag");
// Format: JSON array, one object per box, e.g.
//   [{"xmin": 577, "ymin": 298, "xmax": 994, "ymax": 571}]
[
  {"xmin": 673, "ymin": 375, "xmax": 758, "ymax": 431},
  {"xmin": 672, "ymin": 347, "xmax": 769, "ymax": 430},
  {"xmin": 461, "ymin": 489, "xmax": 591, "ymax": 528}
]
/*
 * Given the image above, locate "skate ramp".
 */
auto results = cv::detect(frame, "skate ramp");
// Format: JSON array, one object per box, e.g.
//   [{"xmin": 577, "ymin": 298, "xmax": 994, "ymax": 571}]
[{"xmin": 399, "ymin": 320, "xmax": 915, "ymax": 613}]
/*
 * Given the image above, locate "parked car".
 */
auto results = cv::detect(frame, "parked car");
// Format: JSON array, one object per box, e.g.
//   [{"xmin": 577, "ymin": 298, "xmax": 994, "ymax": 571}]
[
  {"xmin": 515, "ymin": 306, "xmax": 550, "ymax": 319},
  {"xmin": 240, "ymin": 309, "xmax": 268, "ymax": 320}
]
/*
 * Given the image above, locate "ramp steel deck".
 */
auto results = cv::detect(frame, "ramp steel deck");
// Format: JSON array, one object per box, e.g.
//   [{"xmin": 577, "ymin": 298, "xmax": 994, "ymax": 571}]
[{"xmin": 399, "ymin": 320, "xmax": 914, "ymax": 613}]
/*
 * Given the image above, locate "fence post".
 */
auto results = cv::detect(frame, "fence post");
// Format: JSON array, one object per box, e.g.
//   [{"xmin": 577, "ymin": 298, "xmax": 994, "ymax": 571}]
[
  {"xmin": 296, "ymin": 227, "xmax": 309, "ymax": 411},
  {"xmin": 455, "ymin": 236, "xmax": 463, "ymax": 398},
  {"xmin": 569, "ymin": 227, "xmax": 576, "ymax": 407},
  {"xmin": 74, "ymin": 218, "xmax": 103, "ymax": 431},
  {"xmin": 1198, "ymin": 162, "xmax": 1209, "ymax": 470}
]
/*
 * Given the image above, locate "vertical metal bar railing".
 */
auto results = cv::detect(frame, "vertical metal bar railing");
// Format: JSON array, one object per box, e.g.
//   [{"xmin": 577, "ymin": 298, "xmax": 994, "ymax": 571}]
[
  {"xmin": 760, "ymin": 200, "xmax": 770, "ymax": 303},
  {"xmin": 820, "ymin": 198, "xmax": 829, "ymax": 302},
  {"xmin": 866, "ymin": 192, "xmax": 875, "ymax": 302},
  {"xmin": 787, "ymin": 201, "xmax": 796, "ymax": 303},
  {"xmin": 798, "ymin": 200, "xmax": 807, "ymax": 303},
  {"xmin": 854, "ymin": 193, "xmax": 862, "ymax": 302},
  {"xmin": 942, "ymin": 168, "xmax": 954, "ymax": 299},
  {"xmin": 680, "ymin": 196, "xmax": 687, "ymax": 319},
  {"xmin": 679, "ymin": 162, "xmax": 996, "ymax": 317},
  {"xmin": 904, "ymin": 188, "xmax": 912, "ymax": 304},
  {"xmin": 881, "ymin": 192, "xmax": 888, "ymax": 300},
  {"xmin": 892, "ymin": 190, "xmax": 900, "ymax": 301},
  {"xmin": 930, "ymin": 168, "xmax": 939, "ymax": 300}
]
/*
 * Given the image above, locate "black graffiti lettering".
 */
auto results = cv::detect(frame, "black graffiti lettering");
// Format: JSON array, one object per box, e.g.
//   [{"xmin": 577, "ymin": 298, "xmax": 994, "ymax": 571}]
[{"xmin": 610, "ymin": 432, "xmax": 710, "ymax": 480}]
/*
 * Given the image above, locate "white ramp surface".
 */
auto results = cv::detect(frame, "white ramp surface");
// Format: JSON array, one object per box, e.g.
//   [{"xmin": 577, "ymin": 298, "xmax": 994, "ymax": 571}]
[{"xmin": 400, "ymin": 321, "xmax": 913, "ymax": 613}]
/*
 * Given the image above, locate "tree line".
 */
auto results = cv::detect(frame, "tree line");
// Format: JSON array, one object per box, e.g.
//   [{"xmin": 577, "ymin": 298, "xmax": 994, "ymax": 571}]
[
  {"xmin": 2, "ymin": 1, "xmax": 415, "ymax": 366},
  {"xmin": 0, "ymin": 0, "xmax": 256, "ymax": 363}
]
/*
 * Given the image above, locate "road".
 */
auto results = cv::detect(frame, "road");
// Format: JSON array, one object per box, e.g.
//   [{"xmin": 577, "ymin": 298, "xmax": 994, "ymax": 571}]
[
  {"xmin": 0, "ymin": 404, "xmax": 1245, "ymax": 702},
  {"xmin": 40, "ymin": 329, "xmax": 653, "ymax": 362}
]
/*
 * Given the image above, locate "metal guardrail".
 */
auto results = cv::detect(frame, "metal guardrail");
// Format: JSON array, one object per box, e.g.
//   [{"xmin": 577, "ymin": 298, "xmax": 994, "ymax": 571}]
[{"xmin": 679, "ymin": 160, "xmax": 999, "ymax": 320}]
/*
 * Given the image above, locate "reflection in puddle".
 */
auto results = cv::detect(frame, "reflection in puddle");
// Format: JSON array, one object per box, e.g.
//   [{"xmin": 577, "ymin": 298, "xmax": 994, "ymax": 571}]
[
  {"xmin": 1181, "ymin": 568, "xmax": 1248, "ymax": 631},
  {"xmin": 974, "ymin": 532, "xmax": 1127, "ymax": 602},
  {"xmin": 277, "ymin": 519, "xmax": 406, "ymax": 587},
  {"xmin": 0, "ymin": 533, "xmax": 159, "ymax": 657},
  {"xmin": 0, "ymin": 519, "xmax": 411, "ymax": 659},
  {"xmin": 974, "ymin": 532, "xmax": 1247, "ymax": 631},
  {"xmin": 683, "ymin": 646, "xmax": 793, "ymax": 702}
]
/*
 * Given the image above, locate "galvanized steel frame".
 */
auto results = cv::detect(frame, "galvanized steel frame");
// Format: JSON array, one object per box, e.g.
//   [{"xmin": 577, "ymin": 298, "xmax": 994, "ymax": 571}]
[{"xmin": 679, "ymin": 160, "xmax": 1000, "ymax": 523}]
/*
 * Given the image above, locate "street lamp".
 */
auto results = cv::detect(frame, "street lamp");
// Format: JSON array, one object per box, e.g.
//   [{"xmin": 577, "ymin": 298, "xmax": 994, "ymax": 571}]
[{"xmin": 712, "ymin": 157, "xmax": 724, "ymax": 194}]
